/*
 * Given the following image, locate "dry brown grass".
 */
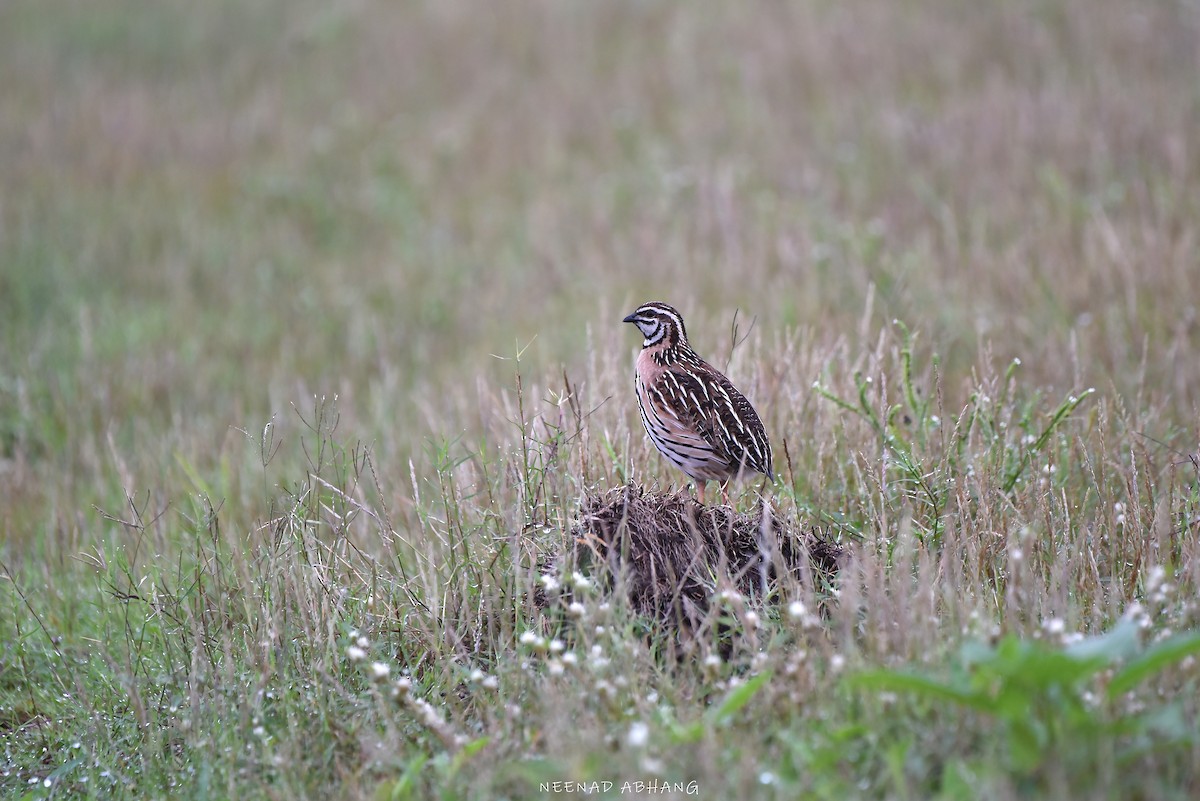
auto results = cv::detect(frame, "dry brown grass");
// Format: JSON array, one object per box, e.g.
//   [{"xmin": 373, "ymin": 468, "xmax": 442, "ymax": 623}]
[{"xmin": 566, "ymin": 485, "xmax": 843, "ymax": 638}]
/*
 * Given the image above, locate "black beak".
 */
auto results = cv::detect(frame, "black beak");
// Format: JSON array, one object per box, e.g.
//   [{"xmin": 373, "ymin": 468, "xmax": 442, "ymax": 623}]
[{"xmin": 622, "ymin": 313, "xmax": 638, "ymax": 324}]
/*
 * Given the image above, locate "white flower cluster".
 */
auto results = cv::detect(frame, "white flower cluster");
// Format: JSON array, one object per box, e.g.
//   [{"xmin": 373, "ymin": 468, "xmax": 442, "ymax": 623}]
[
  {"xmin": 787, "ymin": 600, "xmax": 821, "ymax": 630},
  {"xmin": 520, "ymin": 630, "xmax": 577, "ymax": 677},
  {"xmin": 346, "ymin": 629, "xmax": 371, "ymax": 662}
]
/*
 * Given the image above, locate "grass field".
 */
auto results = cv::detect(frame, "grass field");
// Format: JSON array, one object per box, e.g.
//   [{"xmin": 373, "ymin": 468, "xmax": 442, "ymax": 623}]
[{"xmin": 3, "ymin": 1, "xmax": 1200, "ymax": 798}]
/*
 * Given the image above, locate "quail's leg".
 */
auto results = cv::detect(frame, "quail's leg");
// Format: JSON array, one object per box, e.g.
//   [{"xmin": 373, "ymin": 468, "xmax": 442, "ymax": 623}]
[{"xmin": 696, "ymin": 481, "xmax": 706, "ymax": 505}]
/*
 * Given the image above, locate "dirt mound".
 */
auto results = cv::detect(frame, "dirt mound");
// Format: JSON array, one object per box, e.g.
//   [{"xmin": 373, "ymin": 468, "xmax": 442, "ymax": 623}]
[{"xmin": 565, "ymin": 483, "xmax": 843, "ymax": 636}]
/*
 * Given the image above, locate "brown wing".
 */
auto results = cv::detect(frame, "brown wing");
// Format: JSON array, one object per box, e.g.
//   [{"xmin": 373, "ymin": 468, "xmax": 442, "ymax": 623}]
[
  {"xmin": 665, "ymin": 364, "xmax": 774, "ymax": 481},
  {"xmin": 638, "ymin": 370, "xmax": 732, "ymax": 481}
]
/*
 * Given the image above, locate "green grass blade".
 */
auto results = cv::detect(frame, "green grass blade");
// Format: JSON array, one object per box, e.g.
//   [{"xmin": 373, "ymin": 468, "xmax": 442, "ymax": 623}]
[{"xmin": 707, "ymin": 670, "xmax": 773, "ymax": 726}]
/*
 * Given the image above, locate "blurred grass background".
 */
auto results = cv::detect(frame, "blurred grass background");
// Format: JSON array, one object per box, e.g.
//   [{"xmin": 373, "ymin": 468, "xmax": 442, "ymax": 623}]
[
  {"xmin": 2, "ymin": 0, "xmax": 1200, "ymax": 798},
  {"xmin": 4, "ymin": 0, "xmax": 1197, "ymax": 489}
]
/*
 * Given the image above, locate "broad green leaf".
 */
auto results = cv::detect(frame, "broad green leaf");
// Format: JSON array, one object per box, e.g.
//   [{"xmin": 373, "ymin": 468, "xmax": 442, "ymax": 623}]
[
  {"xmin": 1066, "ymin": 617, "xmax": 1140, "ymax": 664},
  {"xmin": 846, "ymin": 670, "xmax": 994, "ymax": 713},
  {"xmin": 1013, "ymin": 647, "xmax": 1107, "ymax": 686},
  {"xmin": 1108, "ymin": 632, "xmax": 1200, "ymax": 698}
]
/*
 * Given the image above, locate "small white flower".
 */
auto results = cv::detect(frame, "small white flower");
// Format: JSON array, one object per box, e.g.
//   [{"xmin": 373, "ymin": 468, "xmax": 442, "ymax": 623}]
[
  {"xmin": 548, "ymin": 660, "xmax": 565, "ymax": 676},
  {"xmin": 1044, "ymin": 618, "xmax": 1066, "ymax": 635},
  {"xmin": 519, "ymin": 631, "xmax": 540, "ymax": 646},
  {"xmin": 1147, "ymin": 566, "xmax": 1167, "ymax": 593},
  {"xmin": 1010, "ymin": 548, "xmax": 1024, "ymax": 562},
  {"xmin": 572, "ymin": 572, "xmax": 592, "ymax": 589},
  {"xmin": 744, "ymin": 611, "xmax": 760, "ymax": 629},
  {"xmin": 482, "ymin": 675, "xmax": 499, "ymax": 690},
  {"xmin": 540, "ymin": 574, "xmax": 560, "ymax": 592},
  {"xmin": 549, "ymin": 639, "xmax": 565, "ymax": 654},
  {"xmin": 567, "ymin": 602, "xmax": 586, "ymax": 618},
  {"xmin": 346, "ymin": 645, "xmax": 367, "ymax": 662},
  {"xmin": 561, "ymin": 652, "xmax": 578, "ymax": 666},
  {"xmin": 785, "ymin": 650, "xmax": 808, "ymax": 675},
  {"xmin": 356, "ymin": 635, "xmax": 369, "ymax": 649},
  {"xmin": 788, "ymin": 601, "xmax": 808, "ymax": 619},
  {"xmin": 704, "ymin": 654, "xmax": 722, "ymax": 668},
  {"xmin": 370, "ymin": 662, "xmax": 390, "ymax": 680},
  {"xmin": 469, "ymin": 668, "xmax": 485, "ymax": 682},
  {"xmin": 829, "ymin": 654, "xmax": 846, "ymax": 673},
  {"xmin": 417, "ymin": 699, "xmax": 444, "ymax": 728},
  {"xmin": 627, "ymin": 721, "xmax": 650, "ymax": 748}
]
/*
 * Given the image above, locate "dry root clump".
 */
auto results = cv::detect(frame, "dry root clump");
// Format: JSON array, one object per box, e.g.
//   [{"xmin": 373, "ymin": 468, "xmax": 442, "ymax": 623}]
[{"xmin": 567, "ymin": 483, "xmax": 843, "ymax": 635}]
